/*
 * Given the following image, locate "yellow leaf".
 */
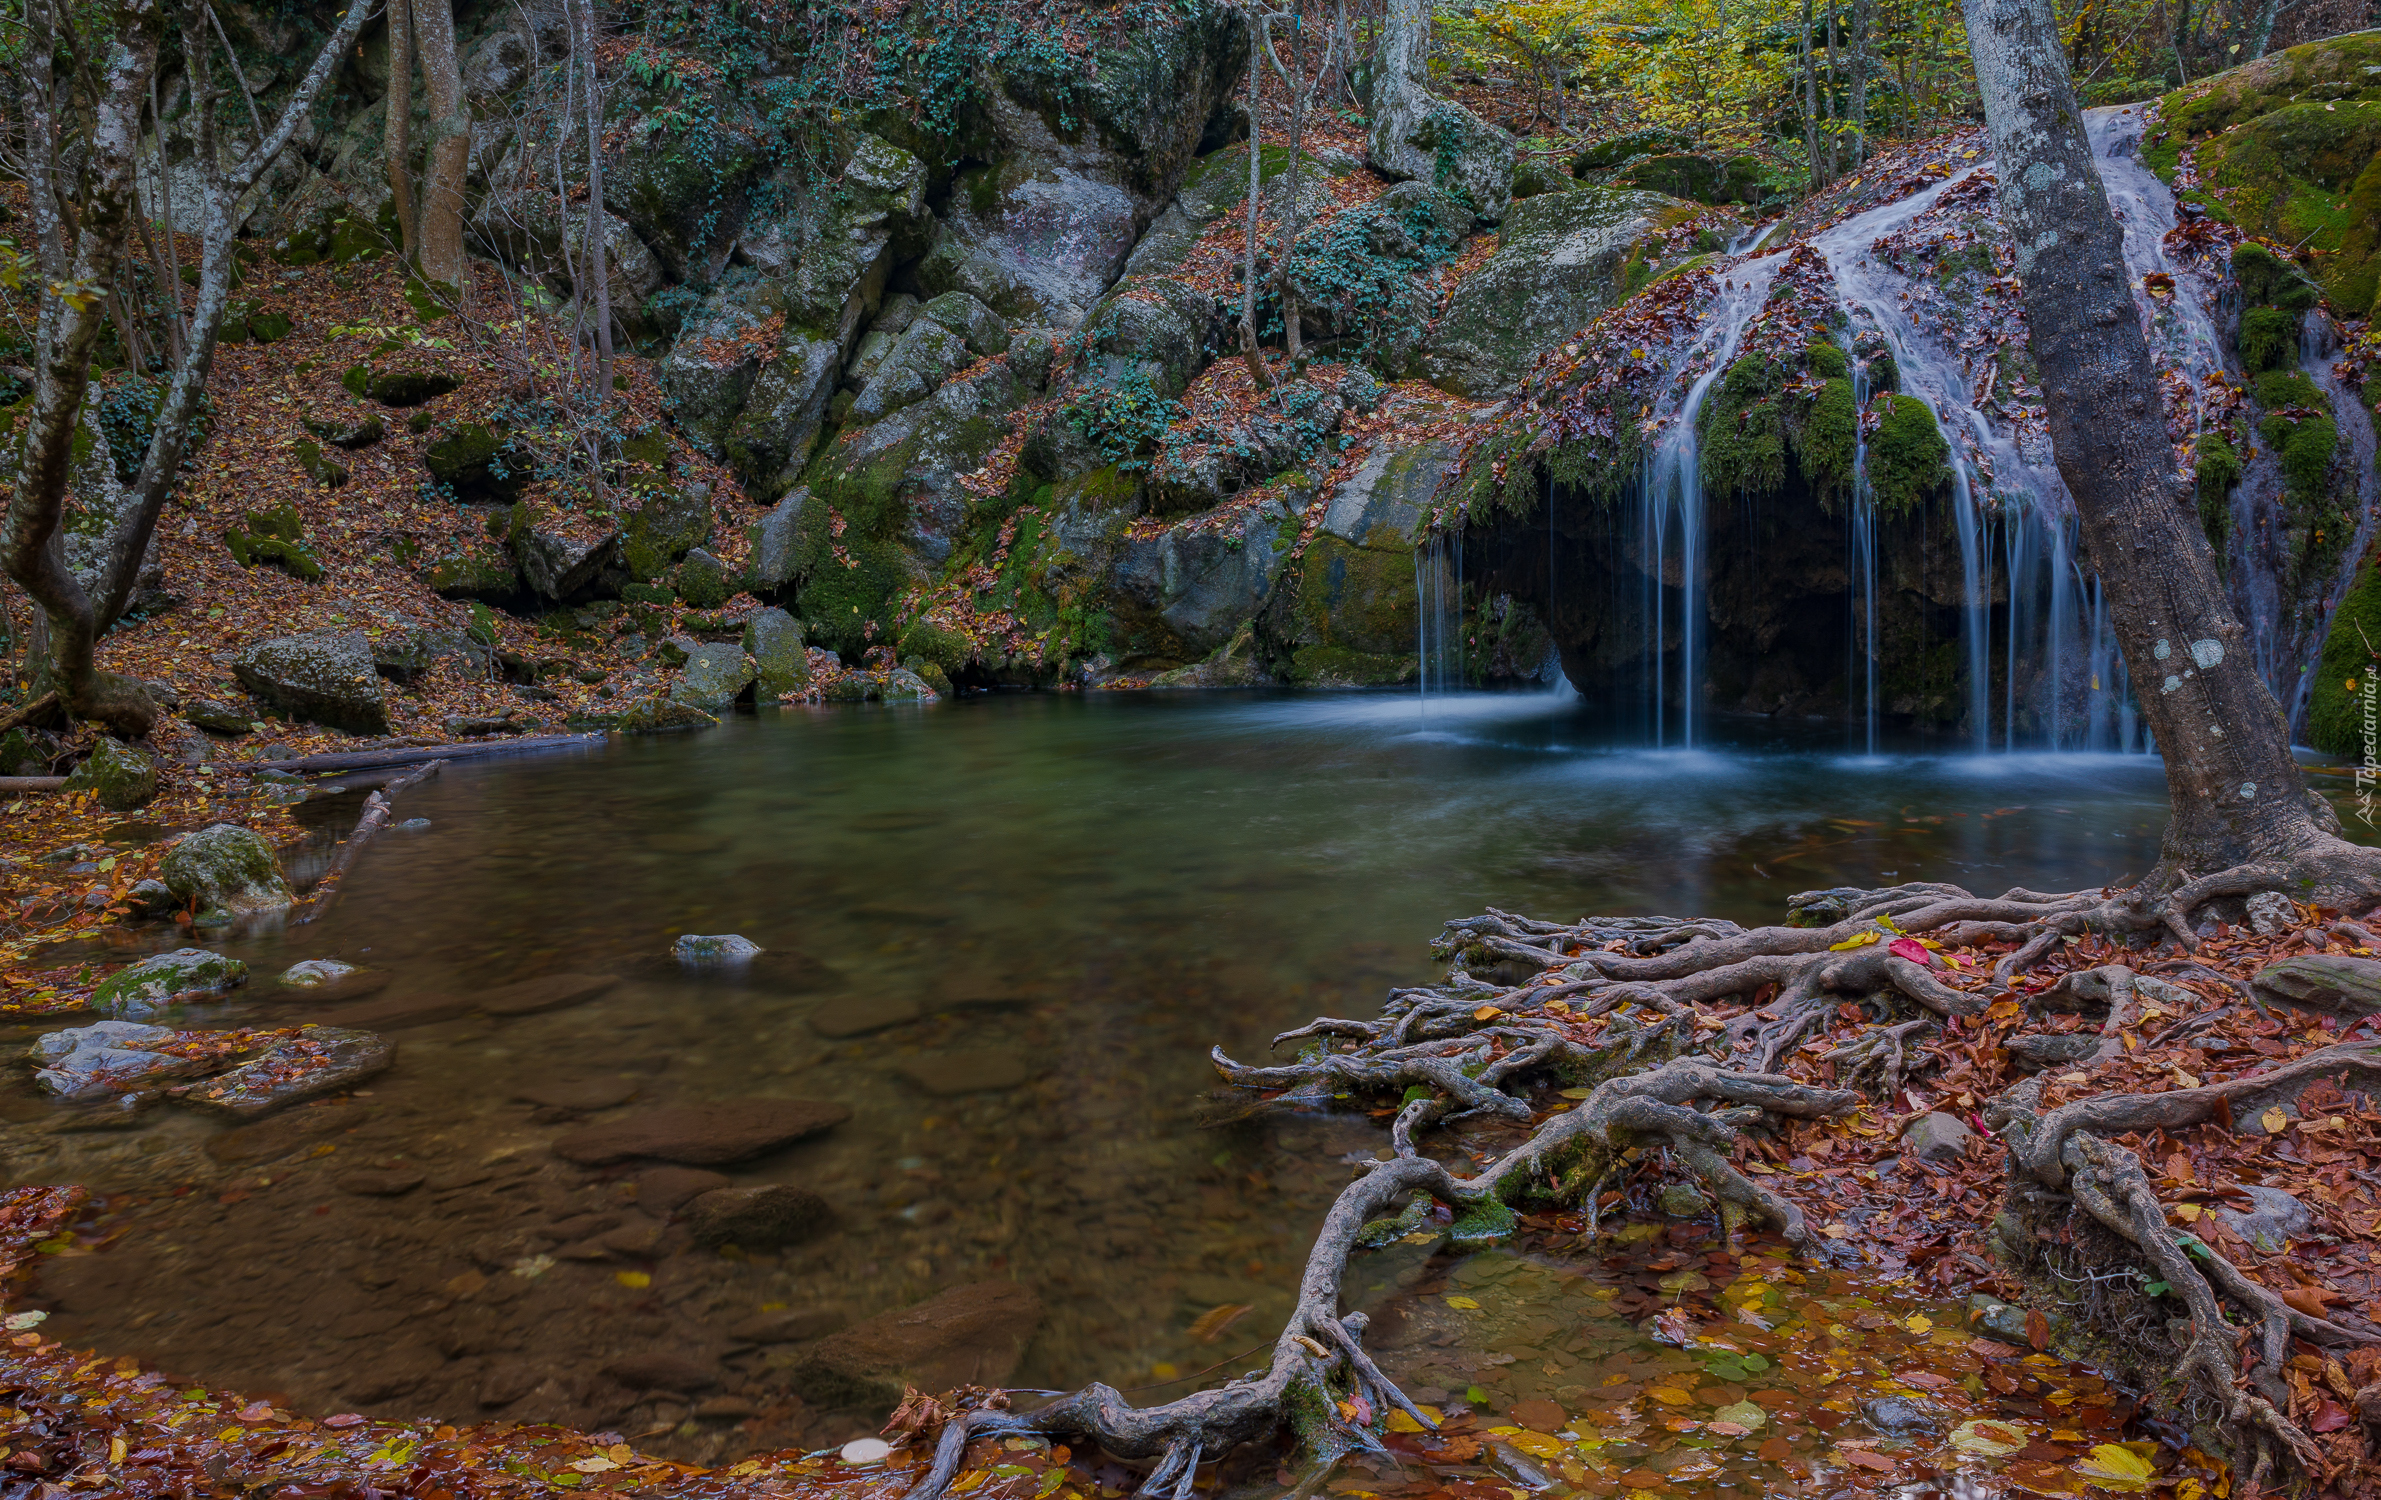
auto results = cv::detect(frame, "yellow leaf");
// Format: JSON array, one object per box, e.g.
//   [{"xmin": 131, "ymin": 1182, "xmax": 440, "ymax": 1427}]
[
  {"xmin": 1445, "ymin": 1295, "xmax": 1482, "ymax": 1310},
  {"xmin": 615, "ymin": 1271, "xmax": 651, "ymax": 1288},
  {"xmin": 2260, "ymin": 1108, "xmax": 2289, "ymax": 1134},
  {"xmin": 1948, "ymin": 1419, "xmax": 2028, "ymax": 1457},
  {"xmin": 1903, "ymin": 1314, "xmax": 1932, "ymax": 1335},
  {"xmin": 2075, "ymin": 1444, "xmax": 2156, "ymax": 1485},
  {"xmin": 1474, "ymin": 1005, "xmax": 1504, "ymax": 1021},
  {"xmin": 1559, "ymin": 1087, "xmax": 1594, "ymax": 1099},
  {"xmin": 1508, "ymin": 1432, "xmax": 1566, "ymax": 1458},
  {"xmin": 109, "ymin": 1436, "xmax": 127, "ymax": 1464},
  {"xmin": 1829, "ymin": 931, "xmax": 1881, "ymax": 950},
  {"xmin": 1385, "ymin": 1409, "xmax": 1426, "ymax": 1433},
  {"xmin": 2174, "ymin": 1202, "xmax": 2203, "ymax": 1222},
  {"xmin": 1646, "ymin": 1387, "xmax": 1693, "ymax": 1405},
  {"xmin": 570, "ymin": 1456, "xmax": 621, "ymax": 1474}
]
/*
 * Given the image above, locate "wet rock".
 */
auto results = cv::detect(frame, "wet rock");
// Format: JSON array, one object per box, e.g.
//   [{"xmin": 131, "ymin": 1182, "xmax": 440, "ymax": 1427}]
[
  {"xmin": 551, "ymin": 1099, "xmax": 852, "ymax": 1166},
  {"xmin": 172, "ymin": 1027, "xmax": 396, "ymax": 1120},
  {"xmin": 808, "ymin": 996, "xmax": 922, "ymax": 1038},
  {"xmin": 205, "ymin": 1100, "xmax": 371, "ymax": 1163},
  {"xmin": 279, "ymin": 959, "xmax": 359, "ymax": 988},
  {"xmin": 750, "ymin": 488, "xmax": 807, "ymax": 590},
  {"xmin": 2245, "ymin": 890, "xmax": 2296, "ymax": 937},
  {"xmin": 2251, "ymin": 954, "xmax": 2381, "ymax": 1016},
  {"xmin": 63, "ymin": 739, "xmax": 157, "ymax": 810},
  {"xmin": 92, "ymin": 947, "xmax": 247, "ymax": 1015},
  {"xmin": 2215, "ymin": 1185, "xmax": 2310, "ymax": 1252},
  {"xmin": 29, "ymin": 1021, "xmax": 207, "ymax": 1100},
  {"xmin": 1900, "ymin": 1112, "xmax": 1974, "ymax": 1163},
  {"xmin": 1966, "ymin": 1295, "xmax": 2031, "ymax": 1344},
  {"xmin": 1484, "ymin": 1442, "xmax": 1554, "ymax": 1489},
  {"xmin": 605, "ymin": 1352, "xmax": 717, "ymax": 1392},
  {"xmin": 745, "ymin": 607, "xmax": 810, "ymax": 698},
  {"xmin": 184, "ymin": 698, "xmax": 257, "ymax": 735},
  {"xmin": 341, "ymin": 1342, "xmax": 448, "ymax": 1403},
  {"xmin": 516, "ymin": 1077, "xmax": 638, "ymax": 1112},
  {"xmin": 686, "ymin": 1184, "xmax": 834, "ymax": 1249},
  {"xmin": 122, "ymin": 879, "xmax": 177, "ymax": 920},
  {"xmin": 695, "ymin": 1395, "xmax": 758, "ymax": 1421},
  {"xmin": 232, "ymin": 633, "xmax": 390, "ymax": 734},
  {"xmin": 2006, "ymin": 1033, "xmax": 2098, "ymax": 1070},
  {"xmin": 615, "ymin": 692, "xmax": 718, "ymax": 733},
  {"xmin": 675, "ymin": 934, "xmax": 761, "ymax": 967},
  {"xmin": 789, "ymin": 1280, "xmax": 1042, "ymax": 1409},
  {"xmin": 1859, "ymin": 1395, "xmax": 1941, "ymax": 1437},
  {"xmin": 634, "ymin": 1166, "xmax": 732, "ymax": 1213},
  {"xmin": 338, "ymin": 1167, "xmax": 425, "ymax": 1196},
  {"xmin": 895, "ymin": 1049, "xmax": 1033, "ymax": 1096},
  {"xmin": 477, "ymin": 1358, "xmax": 545, "ymax": 1408},
  {"xmin": 161, "ymin": 824, "xmax": 292, "ymax": 921},
  {"xmin": 480, "ymin": 972, "xmax": 618, "ymax": 1017},
  {"xmin": 670, "ymin": 643, "xmax": 753, "ymax": 713},
  {"xmin": 731, "ymin": 1307, "xmax": 847, "ymax": 1344},
  {"xmin": 1656, "ymin": 1182, "xmax": 1711, "ymax": 1218}
]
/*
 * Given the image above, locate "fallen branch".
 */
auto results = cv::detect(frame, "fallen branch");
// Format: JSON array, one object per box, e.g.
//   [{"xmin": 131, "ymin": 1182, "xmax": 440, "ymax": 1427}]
[
  {"xmin": 293, "ymin": 759, "xmax": 445, "ymax": 925},
  {"xmin": 0, "ymin": 693, "xmax": 58, "ymax": 735},
  {"xmin": 236, "ymin": 733, "xmax": 602, "ymax": 776},
  {"xmin": 0, "ymin": 776, "xmax": 66, "ymax": 793}
]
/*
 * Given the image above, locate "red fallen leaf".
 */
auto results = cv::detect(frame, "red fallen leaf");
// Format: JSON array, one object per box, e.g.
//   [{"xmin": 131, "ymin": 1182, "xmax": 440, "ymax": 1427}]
[
  {"xmin": 2310, "ymin": 1400, "xmax": 2353, "ymax": 1433},
  {"xmin": 1888, "ymin": 937, "xmax": 1938, "ymax": 967},
  {"xmin": 2280, "ymin": 1286, "xmax": 2335, "ymax": 1318},
  {"xmin": 1969, "ymin": 1337, "xmax": 2023, "ymax": 1358},
  {"xmin": 323, "ymin": 1413, "xmax": 366, "ymax": 1428},
  {"xmin": 1893, "ymin": 1370, "xmax": 1950, "ymax": 1388},
  {"xmin": 1843, "ymin": 1449, "xmax": 1897, "ymax": 1471},
  {"xmin": 2026, "ymin": 1308, "xmax": 2049, "ymax": 1351}
]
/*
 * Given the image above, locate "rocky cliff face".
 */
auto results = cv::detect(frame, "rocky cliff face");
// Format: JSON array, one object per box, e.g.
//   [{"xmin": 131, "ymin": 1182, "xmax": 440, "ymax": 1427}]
[{"xmin": 205, "ymin": 6, "xmax": 2381, "ymax": 722}]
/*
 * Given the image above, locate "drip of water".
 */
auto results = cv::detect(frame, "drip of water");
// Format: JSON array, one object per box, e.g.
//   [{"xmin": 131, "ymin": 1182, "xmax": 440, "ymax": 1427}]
[
  {"xmin": 1849, "ymin": 356, "xmax": 1880, "ymax": 754},
  {"xmin": 1950, "ymin": 464, "xmax": 1992, "ymax": 751},
  {"xmin": 1416, "ymin": 530, "xmax": 1464, "ymax": 709}
]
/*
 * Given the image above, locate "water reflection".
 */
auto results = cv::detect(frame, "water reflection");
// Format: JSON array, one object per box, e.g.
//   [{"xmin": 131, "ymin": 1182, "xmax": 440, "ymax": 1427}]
[{"xmin": 4, "ymin": 691, "xmax": 2184, "ymax": 1463}]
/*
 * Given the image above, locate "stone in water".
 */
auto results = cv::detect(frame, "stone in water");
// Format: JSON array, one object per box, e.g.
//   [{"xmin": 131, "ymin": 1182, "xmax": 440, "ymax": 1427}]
[{"xmin": 675, "ymin": 934, "xmax": 761, "ymax": 967}]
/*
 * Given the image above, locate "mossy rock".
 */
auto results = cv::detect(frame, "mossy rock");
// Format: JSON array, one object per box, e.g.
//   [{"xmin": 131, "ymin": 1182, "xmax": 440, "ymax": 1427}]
[
  {"xmin": 366, "ymin": 368, "xmax": 462, "ymax": 407},
  {"xmin": 1699, "ymin": 341, "xmax": 1862, "ymax": 506},
  {"xmin": 425, "ymin": 422, "xmax": 526, "ymax": 499},
  {"xmin": 340, "ymin": 364, "xmax": 370, "ymax": 398},
  {"xmin": 1284, "ymin": 537, "xmax": 1421, "ymax": 659},
  {"xmin": 621, "ymin": 485, "xmax": 715, "ymax": 580},
  {"xmin": 673, "ymin": 548, "xmax": 731, "ymax": 610},
  {"xmin": 292, "ymin": 438, "xmax": 349, "ymax": 490},
  {"xmin": 160, "ymin": 823, "xmax": 293, "ymax": 919},
  {"xmin": 1865, "ymin": 392, "xmax": 1951, "ymax": 515},
  {"xmin": 247, "ymin": 310, "xmax": 292, "ymax": 343},
  {"xmin": 303, "ymin": 411, "xmax": 384, "ymax": 449},
  {"xmin": 1285, "ymin": 644, "xmax": 1418, "ymax": 686},
  {"xmin": 225, "ymin": 502, "xmax": 324, "ymax": 581},
  {"xmin": 2309, "ymin": 555, "xmax": 2381, "ymax": 756},
  {"xmin": 421, "ymin": 534, "xmax": 521, "ymax": 600},
  {"xmin": 63, "ymin": 738, "xmax": 157, "ymax": 810},
  {"xmin": 2195, "ymin": 430, "xmax": 2241, "ymax": 555},
  {"xmin": 2241, "ymin": 304, "xmax": 2303, "ymax": 371},
  {"xmin": 2151, "ymin": 34, "xmax": 2381, "ymax": 314},
  {"xmin": 92, "ymin": 946, "xmax": 246, "ymax": 1013}
]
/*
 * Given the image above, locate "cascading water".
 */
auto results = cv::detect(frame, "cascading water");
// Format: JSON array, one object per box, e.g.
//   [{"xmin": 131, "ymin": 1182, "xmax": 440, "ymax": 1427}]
[
  {"xmin": 1636, "ymin": 257, "xmax": 1784, "ymax": 746},
  {"xmin": 1415, "ymin": 530, "xmax": 1464, "ymax": 708}
]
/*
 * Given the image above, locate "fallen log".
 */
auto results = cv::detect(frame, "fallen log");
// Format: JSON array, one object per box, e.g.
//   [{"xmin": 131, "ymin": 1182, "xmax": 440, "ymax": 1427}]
[
  {"xmin": 0, "ymin": 777, "xmax": 67, "ymax": 793},
  {"xmin": 0, "ymin": 693, "xmax": 58, "ymax": 735},
  {"xmin": 233, "ymin": 733, "xmax": 603, "ymax": 776},
  {"xmin": 293, "ymin": 759, "xmax": 445, "ymax": 925}
]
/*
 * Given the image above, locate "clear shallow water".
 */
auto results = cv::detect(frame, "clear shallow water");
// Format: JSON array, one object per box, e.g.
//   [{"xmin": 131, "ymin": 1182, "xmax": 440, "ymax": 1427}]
[{"xmin": 4, "ymin": 690, "xmax": 2187, "ymax": 1463}]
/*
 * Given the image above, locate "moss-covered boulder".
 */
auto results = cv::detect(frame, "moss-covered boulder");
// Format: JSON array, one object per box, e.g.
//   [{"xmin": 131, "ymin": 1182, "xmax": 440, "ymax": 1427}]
[
  {"xmin": 1865, "ymin": 392, "xmax": 1952, "ymax": 514},
  {"xmin": 364, "ymin": 367, "xmax": 462, "ymax": 407},
  {"xmin": 673, "ymin": 547, "xmax": 731, "ymax": 609},
  {"xmin": 851, "ymin": 319, "xmax": 972, "ymax": 424},
  {"xmin": 621, "ymin": 483, "xmax": 715, "ymax": 581},
  {"xmin": 1370, "ymin": 88, "xmax": 1515, "ymax": 221},
  {"xmin": 616, "ymin": 692, "xmax": 719, "ymax": 733},
  {"xmin": 2150, "ymin": 33, "xmax": 2381, "ymax": 314},
  {"xmin": 421, "ymin": 532, "xmax": 522, "ymax": 601},
  {"xmin": 509, "ymin": 503, "xmax": 621, "ymax": 601},
  {"xmin": 160, "ymin": 824, "xmax": 293, "ymax": 922},
  {"xmin": 1423, "ymin": 188, "xmax": 1708, "ymax": 398},
  {"xmin": 64, "ymin": 738, "xmax": 157, "ymax": 810},
  {"xmin": 425, "ymin": 422, "xmax": 527, "ymax": 499},
  {"xmin": 303, "ymin": 411, "xmax": 384, "ymax": 449},
  {"xmin": 225, "ymin": 502, "xmax": 324, "ymax": 581},
  {"xmin": 232, "ymin": 633, "xmax": 390, "ymax": 734},
  {"xmin": 1253, "ymin": 440, "xmax": 1455, "ymax": 683},
  {"xmin": 745, "ymin": 607, "xmax": 811, "ymax": 697},
  {"xmin": 93, "ymin": 947, "xmax": 247, "ymax": 1015}
]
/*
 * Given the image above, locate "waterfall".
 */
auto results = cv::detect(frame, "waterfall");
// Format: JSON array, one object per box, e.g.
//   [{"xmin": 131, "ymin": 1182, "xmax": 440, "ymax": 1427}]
[
  {"xmin": 1950, "ymin": 463, "xmax": 1991, "ymax": 751},
  {"xmin": 1849, "ymin": 355, "xmax": 1880, "ymax": 754},
  {"xmin": 1415, "ymin": 530, "xmax": 1464, "ymax": 706},
  {"xmin": 1637, "ymin": 256, "xmax": 1784, "ymax": 747}
]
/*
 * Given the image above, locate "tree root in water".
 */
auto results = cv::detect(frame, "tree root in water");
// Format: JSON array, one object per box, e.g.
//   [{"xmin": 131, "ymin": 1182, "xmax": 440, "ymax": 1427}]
[{"xmin": 898, "ymin": 874, "xmax": 2381, "ymax": 1499}]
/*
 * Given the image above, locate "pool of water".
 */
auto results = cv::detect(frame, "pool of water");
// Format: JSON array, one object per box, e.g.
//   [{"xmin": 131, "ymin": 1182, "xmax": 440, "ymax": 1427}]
[{"xmin": 3, "ymin": 690, "xmax": 2194, "ymax": 1466}]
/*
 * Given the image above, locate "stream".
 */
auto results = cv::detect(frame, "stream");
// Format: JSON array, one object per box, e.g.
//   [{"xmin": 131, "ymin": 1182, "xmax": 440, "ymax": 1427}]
[{"xmin": 0, "ymin": 691, "xmax": 2257, "ymax": 1485}]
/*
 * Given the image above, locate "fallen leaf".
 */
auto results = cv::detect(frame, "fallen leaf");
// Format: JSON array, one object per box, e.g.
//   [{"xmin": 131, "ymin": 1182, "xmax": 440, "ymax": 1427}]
[
  {"xmin": 2026, "ymin": 1308, "xmax": 2049, "ymax": 1351},
  {"xmin": 1445, "ymin": 1295, "xmax": 1481, "ymax": 1310},
  {"xmin": 2260, "ymin": 1107, "xmax": 2290, "ymax": 1134},
  {"xmin": 2074, "ymin": 1443, "xmax": 2155, "ymax": 1485},
  {"xmin": 1188, "ymin": 1302, "xmax": 1253, "ymax": 1344},
  {"xmin": 1841, "ymin": 1448, "xmax": 1896, "ymax": 1471},
  {"xmin": 1950, "ymin": 1419, "xmax": 2029, "ymax": 1457},
  {"xmin": 615, "ymin": 1270, "xmax": 651, "ymax": 1289}
]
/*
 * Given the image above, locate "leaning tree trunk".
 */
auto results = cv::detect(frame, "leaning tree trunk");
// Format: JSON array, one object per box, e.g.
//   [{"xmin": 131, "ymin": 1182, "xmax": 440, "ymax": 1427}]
[
  {"xmin": 412, "ymin": 0, "xmax": 470, "ymax": 291},
  {"xmin": 1960, "ymin": 0, "xmax": 2342, "ymax": 887}
]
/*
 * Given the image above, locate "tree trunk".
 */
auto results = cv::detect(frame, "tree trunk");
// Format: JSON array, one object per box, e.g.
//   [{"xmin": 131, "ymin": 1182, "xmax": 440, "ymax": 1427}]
[
  {"xmin": 1800, "ymin": 0, "xmax": 1824, "ymax": 188},
  {"xmin": 412, "ymin": 0, "xmax": 469, "ymax": 290},
  {"xmin": 1959, "ymin": 0, "xmax": 2336, "ymax": 880},
  {"xmin": 1237, "ymin": 5, "xmax": 1273, "ymax": 397},
  {"xmin": 384, "ymin": 0, "xmax": 418, "ymax": 259},
  {"xmin": 571, "ymin": 0, "xmax": 613, "ymax": 395}
]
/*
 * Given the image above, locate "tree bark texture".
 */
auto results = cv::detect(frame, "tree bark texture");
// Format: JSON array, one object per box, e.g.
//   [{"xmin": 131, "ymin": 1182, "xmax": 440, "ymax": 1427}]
[
  {"xmin": 413, "ymin": 0, "xmax": 470, "ymax": 289},
  {"xmin": 571, "ymin": 0, "xmax": 613, "ymax": 389},
  {"xmin": 1960, "ymin": 0, "xmax": 2334, "ymax": 880},
  {"xmin": 384, "ymin": 0, "xmax": 419, "ymax": 258}
]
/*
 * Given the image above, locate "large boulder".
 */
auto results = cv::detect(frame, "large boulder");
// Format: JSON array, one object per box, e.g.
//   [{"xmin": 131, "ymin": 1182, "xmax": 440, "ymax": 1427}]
[
  {"xmin": 63, "ymin": 738, "xmax": 156, "ymax": 810},
  {"xmin": 1257, "ymin": 440, "xmax": 1454, "ymax": 685},
  {"xmin": 509, "ymin": 503, "xmax": 620, "ymax": 600},
  {"xmin": 232, "ymin": 633, "xmax": 389, "ymax": 734},
  {"xmin": 174, "ymin": 1027, "xmax": 395, "ymax": 1119},
  {"xmin": 671, "ymin": 642, "xmax": 754, "ymax": 712},
  {"xmin": 1369, "ymin": 85, "xmax": 1516, "ymax": 221},
  {"xmin": 29, "ymin": 1020, "xmax": 208, "ymax": 1100},
  {"xmin": 619, "ymin": 483, "xmax": 714, "ymax": 581},
  {"xmin": 751, "ymin": 488, "xmax": 807, "ymax": 591},
  {"xmin": 788, "ymin": 1281, "xmax": 1043, "ymax": 1409},
  {"xmin": 849, "ymin": 319, "xmax": 972, "ymax": 424},
  {"xmin": 1109, "ymin": 497, "xmax": 1298, "ymax": 668},
  {"xmin": 161, "ymin": 824, "xmax": 293, "ymax": 922},
  {"xmin": 1421, "ymin": 188, "xmax": 1702, "ymax": 398}
]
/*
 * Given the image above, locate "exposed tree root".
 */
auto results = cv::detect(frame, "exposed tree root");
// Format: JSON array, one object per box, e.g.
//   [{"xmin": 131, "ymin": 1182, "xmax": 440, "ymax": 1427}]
[{"xmin": 899, "ymin": 876, "xmax": 2381, "ymax": 1499}]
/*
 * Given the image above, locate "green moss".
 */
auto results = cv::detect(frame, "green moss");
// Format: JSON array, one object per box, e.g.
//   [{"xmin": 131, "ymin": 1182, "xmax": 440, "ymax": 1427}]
[
  {"xmin": 1805, "ymin": 339, "xmax": 1849, "ymax": 379},
  {"xmin": 292, "ymin": 438, "xmax": 349, "ymax": 489},
  {"xmin": 898, "ymin": 620, "xmax": 971, "ymax": 672},
  {"xmin": 1289, "ymin": 537, "xmax": 1422, "ymax": 659},
  {"xmin": 224, "ymin": 502, "xmax": 322, "ymax": 581},
  {"xmin": 1286, "ymin": 644, "xmax": 1418, "ymax": 685},
  {"xmin": 1802, "ymin": 377, "xmax": 1858, "ymax": 498},
  {"xmin": 2256, "ymin": 369, "xmax": 2324, "ymax": 410},
  {"xmin": 1865, "ymin": 393, "xmax": 1950, "ymax": 516},
  {"xmin": 2310, "ymin": 558, "xmax": 2381, "ymax": 756},
  {"xmin": 1697, "ymin": 343, "xmax": 1860, "ymax": 507},
  {"xmin": 2241, "ymin": 305, "xmax": 2302, "ymax": 371},
  {"xmin": 2195, "ymin": 431, "xmax": 2240, "ymax": 556}
]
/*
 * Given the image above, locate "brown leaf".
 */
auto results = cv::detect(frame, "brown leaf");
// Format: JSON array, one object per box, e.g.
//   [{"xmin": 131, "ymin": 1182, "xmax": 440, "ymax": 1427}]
[{"xmin": 2026, "ymin": 1308, "xmax": 2049, "ymax": 1351}]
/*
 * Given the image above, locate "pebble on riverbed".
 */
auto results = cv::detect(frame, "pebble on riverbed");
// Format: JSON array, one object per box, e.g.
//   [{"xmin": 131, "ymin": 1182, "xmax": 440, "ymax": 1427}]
[{"xmin": 673, "ymin": 934, "xmax": 762, "ymax": 967}]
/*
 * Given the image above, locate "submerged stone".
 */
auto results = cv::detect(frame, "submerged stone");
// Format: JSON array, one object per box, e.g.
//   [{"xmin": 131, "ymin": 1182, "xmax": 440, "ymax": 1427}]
[
  {"xmin": 279, "ymin": 959, "xmax": 360, "ymax": 988},
  {"xmin": 787, "ymin": 1280, "xmax": 1043, "ymax": 1409},
  {"xmin": 550, "ymin": 1099, "xmax": 851, "ymax": 1165},
  {"xmin": 29, "ymin": 1021, "xmax": 202, "ymax": 1100},
  {"xmin": 686, "ymin": 1184, "xmax": 834, "ymax": 1249},
  {"xmin": 674, "ymin": 934, "xmax": 762, "ymax": 967},
  {"xmin": 173, "ymin": 1027, "xmax": 396, "ymax": 1119}
]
